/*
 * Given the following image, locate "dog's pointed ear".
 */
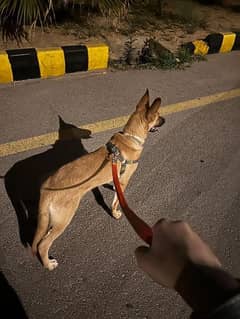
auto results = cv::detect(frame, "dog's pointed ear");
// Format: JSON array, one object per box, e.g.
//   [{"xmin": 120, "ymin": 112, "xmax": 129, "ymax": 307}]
[
  {"xmin": 136, "ymin": 89, "xmax": 150, "ymax": 112},
  {"xmin": 147, "ymin": 98, "xmax": 161, "ymax": 120},
  {"xmin": 58, "ymin": 115, "xmax": 66, "ymax": 128}
]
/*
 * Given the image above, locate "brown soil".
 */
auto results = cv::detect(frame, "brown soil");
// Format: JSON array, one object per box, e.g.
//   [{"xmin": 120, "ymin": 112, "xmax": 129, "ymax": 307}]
[{"xmin": 0, "ymin": 2, "xmax": 239, "ymax": 60}]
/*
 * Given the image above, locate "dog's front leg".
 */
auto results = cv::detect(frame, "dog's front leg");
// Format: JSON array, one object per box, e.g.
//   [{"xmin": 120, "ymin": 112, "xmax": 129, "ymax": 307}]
[
  {"xmin": 111, "ymin": 191, "xmax": 122, "ymax": 219},
  {"xmin": 111, "ymin": 163, "xmax": 138, "ymax": 219}
]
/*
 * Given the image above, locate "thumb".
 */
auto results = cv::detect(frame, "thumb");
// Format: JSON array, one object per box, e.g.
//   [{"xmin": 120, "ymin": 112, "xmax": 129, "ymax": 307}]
[{"xmin": 135, "ymin": 246, "xmax": 168, "ymax": 286}]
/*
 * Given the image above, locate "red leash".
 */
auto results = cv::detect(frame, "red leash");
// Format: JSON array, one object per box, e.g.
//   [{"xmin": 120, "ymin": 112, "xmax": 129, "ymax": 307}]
[{"xmin": 112, "ymin": 161, "xmax": 153, "ymax": 246}]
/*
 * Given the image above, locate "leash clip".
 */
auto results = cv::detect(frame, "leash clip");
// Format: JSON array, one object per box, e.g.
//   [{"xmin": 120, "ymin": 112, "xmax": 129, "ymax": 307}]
[
  {"xmin": 107, "ymin": 142, "xmax": 121, "ymax": 163},
  {"xmin": 112, "ymin": 152, "xmax": 119, "ymax": 163}
]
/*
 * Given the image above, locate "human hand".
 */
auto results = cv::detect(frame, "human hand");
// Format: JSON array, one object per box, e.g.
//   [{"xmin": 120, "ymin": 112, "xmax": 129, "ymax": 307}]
[{"xmin": 135, "ymin": 219, "xmax": 221, "ymax": 288}]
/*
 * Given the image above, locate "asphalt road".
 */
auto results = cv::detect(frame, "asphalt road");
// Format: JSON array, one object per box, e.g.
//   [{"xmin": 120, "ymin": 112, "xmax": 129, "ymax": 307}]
[{"xmin": 0, "ymin": 51, "xmax": 240, "ymax": 319}]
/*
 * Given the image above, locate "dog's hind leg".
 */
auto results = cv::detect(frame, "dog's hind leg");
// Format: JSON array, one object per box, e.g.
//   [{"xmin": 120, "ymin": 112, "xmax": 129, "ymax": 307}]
[
  {"xmin": 37, "ymin": 225, "xmax": 63, "ymax": 271},
  {"xmin": 37, "ymin": 198, "xmax": 80, "ymax": 271},
  {"xmin": 32, "ymin": 203, "xmax": 50, "ymax": 256}
]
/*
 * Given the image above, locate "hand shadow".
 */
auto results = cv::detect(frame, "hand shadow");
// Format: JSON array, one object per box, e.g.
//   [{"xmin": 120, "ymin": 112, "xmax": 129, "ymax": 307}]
[
  {"xmin": 0, "ymin": 270, "xmax": 28, "ymax": 319},
  {"xmin": 3, "ymin": 116, "xmax": 112, "ymax": 247}
]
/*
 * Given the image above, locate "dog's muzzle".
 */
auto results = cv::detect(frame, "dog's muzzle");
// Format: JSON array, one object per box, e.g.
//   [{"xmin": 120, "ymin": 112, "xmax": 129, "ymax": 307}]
[{"xmin": 150, "ymin": 117, "xmax": 165, "ymax": 132}]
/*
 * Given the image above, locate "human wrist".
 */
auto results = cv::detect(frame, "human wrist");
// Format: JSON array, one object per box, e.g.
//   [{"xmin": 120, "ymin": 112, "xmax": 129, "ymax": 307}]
[{"xmin": 175, "ymin": 261, "xmax": 240, "ymax": 315}]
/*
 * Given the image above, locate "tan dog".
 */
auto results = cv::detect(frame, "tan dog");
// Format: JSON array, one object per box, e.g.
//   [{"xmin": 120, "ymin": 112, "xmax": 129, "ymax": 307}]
[{"xmin": 32, "ymin": 90, "xmax": 165, "ymax": 270}]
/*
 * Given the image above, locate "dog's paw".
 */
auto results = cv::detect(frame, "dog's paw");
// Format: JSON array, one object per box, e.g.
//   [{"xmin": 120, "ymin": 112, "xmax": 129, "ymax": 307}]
[
  {"xmin": 112, "ymin": 210, "xmax": 122, "ymax": 219},
  {"xmin": 46, "ymin": 259, "xmax": 58, "ymax": 271}
]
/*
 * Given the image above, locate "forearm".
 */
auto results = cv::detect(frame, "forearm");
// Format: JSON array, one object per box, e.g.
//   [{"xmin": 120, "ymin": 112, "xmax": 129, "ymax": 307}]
[{"xmin": 175, "ymin": 262, "xmax": 240, "ymax": 316}]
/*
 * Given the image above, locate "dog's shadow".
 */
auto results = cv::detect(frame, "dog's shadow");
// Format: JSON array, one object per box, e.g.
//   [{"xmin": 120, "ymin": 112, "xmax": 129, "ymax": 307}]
[{"xmin": 4, "ymin": 116, "xmax": 112, "ymax": 247}]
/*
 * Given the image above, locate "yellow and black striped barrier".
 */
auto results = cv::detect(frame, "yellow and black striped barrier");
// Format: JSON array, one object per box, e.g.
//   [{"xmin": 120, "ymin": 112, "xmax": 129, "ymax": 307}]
[
  {"xmin": 184, "ymin": 32, "xmax": 240, "ymax": 56},
  {"xmin": 0, "ymin": 44, "xmax": 109, "ymax": 84}
]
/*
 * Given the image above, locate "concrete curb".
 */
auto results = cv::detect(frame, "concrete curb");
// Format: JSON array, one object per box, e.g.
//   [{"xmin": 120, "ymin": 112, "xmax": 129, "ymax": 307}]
[
  {"xmin": 0, "ymin": 44, "xmax": 109, "ymax": 84},
  {"xmin": 183, "ymin": 32, "xmax": 240, "ymax": 55},
  {"xmin": 0, "ymin": 32, "xmax": 239, "ymax": 84}
]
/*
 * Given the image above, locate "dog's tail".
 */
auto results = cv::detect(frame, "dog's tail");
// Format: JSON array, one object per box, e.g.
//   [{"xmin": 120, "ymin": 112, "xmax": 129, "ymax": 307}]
[{"xmin": 31, "ymin": 203, "xmax": 50, "ymax": 256}]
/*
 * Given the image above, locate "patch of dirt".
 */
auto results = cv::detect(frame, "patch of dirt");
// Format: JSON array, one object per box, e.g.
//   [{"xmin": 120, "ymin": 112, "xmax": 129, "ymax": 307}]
[{"xmin": 0, "ymin": 2, "xmax": 239, "ymax": 61}]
